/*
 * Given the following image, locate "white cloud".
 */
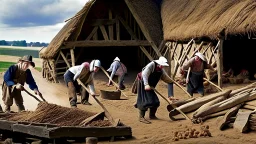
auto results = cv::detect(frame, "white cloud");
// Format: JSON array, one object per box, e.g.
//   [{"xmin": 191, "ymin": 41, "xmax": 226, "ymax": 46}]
[
  {"xmin": 0, "ymin": 0, "xmax": 89, "ymax": 43},
  {"xmin": 0, "ymin": 23, "xmax": 66, "ymax": 43}
]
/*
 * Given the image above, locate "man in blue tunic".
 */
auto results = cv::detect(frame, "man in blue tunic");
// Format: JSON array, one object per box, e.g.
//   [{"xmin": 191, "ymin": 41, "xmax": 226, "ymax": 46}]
[{"xmin": 2, "ymin": 55, "xmax": 42, "ymax": 113}]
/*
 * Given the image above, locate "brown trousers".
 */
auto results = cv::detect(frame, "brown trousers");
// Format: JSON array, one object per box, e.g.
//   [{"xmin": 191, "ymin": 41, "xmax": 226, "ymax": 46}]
[
  {"xmin": 2, "ymin": 82, "xmax": 24, "ymax": 110},
  {"xmin": 68, "ymin": 82, "xmax": 89, "ymax": 106}
]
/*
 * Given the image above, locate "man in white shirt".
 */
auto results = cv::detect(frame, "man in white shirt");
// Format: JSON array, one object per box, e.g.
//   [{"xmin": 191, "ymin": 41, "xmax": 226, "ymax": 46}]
[{"xmin": 64, "ymin": 60, "xmax": 101, "ymax": 107}]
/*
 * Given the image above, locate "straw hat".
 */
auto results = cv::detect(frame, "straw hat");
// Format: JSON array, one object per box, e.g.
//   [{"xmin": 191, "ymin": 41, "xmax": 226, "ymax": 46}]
[
  {"xmin": 195, "ymin": 52, "xmax": 206, "ymax": 62},
  {"xmin": 114, "ymin": 57, "xmax": 120, "ymax": 61},
  {"xmin": 155, "ymin": 56, "xmax": 169, "ymax": 66}
]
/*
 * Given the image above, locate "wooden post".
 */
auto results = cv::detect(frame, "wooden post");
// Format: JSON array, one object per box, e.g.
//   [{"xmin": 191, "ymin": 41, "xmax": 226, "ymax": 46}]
[
  {"xmin": 108, "ymin": 9, "xmax": 114, "ymax": 40},
  {"xmin": 116, "ymin": 17, "xmax": 120, "ymax": 40},
  {"xmin": 70, "ymin": 48, "xmax": 75, "ymax": 66},
  {"xmin": 86, "ymin": 137, "xmax": 98, "ymax": 144},
  {"xmin": 60, "ymin": 51, "xmax": 71, "ymax": 68},
  {"xmin": 217, "ymin": 39, "xmax": 224, "ymax": 88}
]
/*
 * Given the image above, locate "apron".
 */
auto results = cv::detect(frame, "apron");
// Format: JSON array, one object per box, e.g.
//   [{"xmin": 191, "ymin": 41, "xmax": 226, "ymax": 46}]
[
  {"xmin": 135, "ymin": 63, "xmax": 163, "ymax": 111},
  {"xmin": 187, "ymin": 70, "xmax": 204, "ymax": 95},
  {"xmin": 2, "ymin": 65, "xmax": 27, "ymax": 106}
]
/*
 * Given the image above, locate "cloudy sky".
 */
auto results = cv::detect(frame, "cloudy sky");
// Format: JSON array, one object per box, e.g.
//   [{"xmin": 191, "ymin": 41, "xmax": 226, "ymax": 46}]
[{"xmin": 0, "ymin": 0, "xmax": 89, "ymax": 43}]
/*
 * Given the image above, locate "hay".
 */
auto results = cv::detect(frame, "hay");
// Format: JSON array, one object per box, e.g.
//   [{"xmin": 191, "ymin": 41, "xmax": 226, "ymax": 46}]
[
  {"xmin": 87, "ymin": 120, "xmax": 112, "ymax": 127},
  {"xmin": 1, "ymin": 102, "xmax": 98, "ymax": 127}
]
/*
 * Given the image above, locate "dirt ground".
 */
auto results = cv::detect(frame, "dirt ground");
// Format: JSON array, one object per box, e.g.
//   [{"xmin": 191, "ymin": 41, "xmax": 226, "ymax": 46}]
[{"xmin": 1, "ymin": 56, "xmax": 256, "ymax": 144}]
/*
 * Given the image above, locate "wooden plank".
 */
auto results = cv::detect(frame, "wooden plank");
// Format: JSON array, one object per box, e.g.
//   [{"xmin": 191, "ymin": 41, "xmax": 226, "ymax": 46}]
[
  {"xmin": 54, "ymin": 53, "xmax": 61, "ymax": 65},
  {"xmin": 70, "ymin": 48, "xmax": 75, "ymax": 66},
  {"xmin": 234, "ymin": 110, "xmax": 252, "ymax": 133},
  {"xmin": 62, "ymin": 40, "xmax": 151, "ymax": 48},
  {"xmin": 49, "ymin": 126, "xmax": 132, "ymax": 138},
  {"xmin": 60, "ymin": 51, "xmax": 71, "ymax": 68},
  {"xmin": 80, "ymin": 112, "xmax": 105, "ymax": 126},
  {"xmin": 217, "ymin": 39, "xmax": 223, "ymax": 87},
  {"xmin": 139, "ymin": 46, "xmax": 153, "ymax": 61},
  {"xmin": 0, "ymin": 120, "xmax": 15, "ymax": 131},
  {"xmin": 46, "ymin": 60, "xmax": 57, "ymax": 83},
  {"xmin": 99, "ymin": 25, "xmax": 109, "ymax": 40},
  {"xmin": 86, "ymin": 26, "xmax": 98, "ymax": 40},
  {"xmin": 108, "ymin": 10, "xmax": 114, "ymax": 40},
  {"xmin": 218, "ymin": 103, "xmax": 242, "ymax": 130}
]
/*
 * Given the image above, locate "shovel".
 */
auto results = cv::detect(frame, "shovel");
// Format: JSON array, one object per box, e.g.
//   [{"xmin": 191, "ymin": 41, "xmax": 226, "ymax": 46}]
[
  {"xmin": 77, "ymin": 79, "xmax": 115, "ymax": 125},
  {"xmin": 150, "ymin": 87, "xmax": 191, "ymax": 121}
]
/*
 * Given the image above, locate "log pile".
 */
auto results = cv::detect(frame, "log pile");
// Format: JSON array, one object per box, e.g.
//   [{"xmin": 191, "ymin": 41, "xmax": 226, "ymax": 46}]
[{"xmin": 169, "ymin": 82, "xmax": 256, "ymax": 133}]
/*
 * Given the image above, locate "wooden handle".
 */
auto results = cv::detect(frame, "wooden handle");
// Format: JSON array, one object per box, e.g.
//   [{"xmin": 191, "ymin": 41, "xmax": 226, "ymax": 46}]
[
  {"xmin": 203, "ymin": 78, "xmax": 223, "ymax": 91},
  {"xmin": 23, "ymin": 89, "xmax": 42, "ymax": 103},
  {"xmin": 151, "ymin": 87, "xmax": 191, "ymax": 121},
  {"xmin": 77, "ymin": 79, "xmax": 115, "ymax": 124},
  {"xmin": 100, "ymin": 66, "xmax": 128, "ymax": 97}
]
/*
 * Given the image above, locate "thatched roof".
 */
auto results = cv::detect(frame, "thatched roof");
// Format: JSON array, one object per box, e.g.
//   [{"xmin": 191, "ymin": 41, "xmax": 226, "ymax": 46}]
[
  {"xmin": 161, "ymin": 0, "xmax": 256, "ymax": 41},
  {"xmin": 40, "ymin": 0, "xmax": 163, "ymax": 59},
  {"xmin": 125, "ymin": 0, "xmax": 163, "ymax": 47},
  {"xmin": 39, "ymin": 0, "xmax": 95, "ymax": 59}
]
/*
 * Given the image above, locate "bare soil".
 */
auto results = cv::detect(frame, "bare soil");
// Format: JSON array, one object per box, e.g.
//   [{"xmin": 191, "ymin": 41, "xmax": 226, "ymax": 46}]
[{"xmin": 0, "ymin": 56, "xmax": 256, "ymax": 144}]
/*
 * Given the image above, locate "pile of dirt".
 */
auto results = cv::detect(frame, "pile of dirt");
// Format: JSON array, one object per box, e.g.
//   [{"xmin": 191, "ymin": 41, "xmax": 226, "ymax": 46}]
[{"xmin": 0, "ymin": 102, "xmax": 98, "ymax": 126}]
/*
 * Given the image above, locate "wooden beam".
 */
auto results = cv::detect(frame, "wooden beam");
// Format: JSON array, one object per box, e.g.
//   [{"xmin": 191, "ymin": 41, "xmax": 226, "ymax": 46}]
[
  {"xmin": 217, "ymin": 39, "xmax": 223, "ymax": 87},
  {"xmin": 62, "ymin": 40, "xmax": 151, "ymax": 48},
  {"xmin": 108, "ymin": 10, "xmax": 114, "ymax": 40},
  {"xmin": 117, "ymin": 15, "xmax": 137, "ymax": 40},
  {"xmin": 86, "ymin": 26, "xmax": 98, "ymax": 40},
  {"xmin": 86, "ymin": 19, "xmax": 116, "ymax": 26},
  {"xmin": 116, "ymin": 18, "xmax": 120, "ymax": 40},
  {"xmin": 60, "ymin": 51, "xmax": 71, "ymax": 68},
  {"xmin": 99, "ymin": 25, "xmax": 109, "ymax": 40},
  {"xmin": 70, "ymin": 48, "xmax": 75, "ymax": 66},
  {"xmin": 139, "ymin": 46, "xmax": 153, "ymax": 61}
]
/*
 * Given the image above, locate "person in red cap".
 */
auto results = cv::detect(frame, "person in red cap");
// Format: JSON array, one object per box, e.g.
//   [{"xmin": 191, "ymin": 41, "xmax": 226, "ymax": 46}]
[
  {"xmin": 2, "ymin": 55, "xmax": 42, "ymax": 113},
  {"xmin": 180, "ymin": 52, "xmax": 215, "ymax": 96},
  {"xmin": 64, "ymin": 60, "xmax": 101, "ymax": 107}
]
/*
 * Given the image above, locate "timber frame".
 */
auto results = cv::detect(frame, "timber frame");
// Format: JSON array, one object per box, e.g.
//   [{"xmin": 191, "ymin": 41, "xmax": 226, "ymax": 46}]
[
  {"xmin": 41, "ymin": 0, "xmax": 164, "ymax": 83},
  {"xmin": 165, "ymin": 38, "xmax": 223, "ymax": 87}
]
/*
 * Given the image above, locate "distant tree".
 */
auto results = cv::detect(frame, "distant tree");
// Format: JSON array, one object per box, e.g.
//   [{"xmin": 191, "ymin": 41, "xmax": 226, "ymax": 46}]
[{"xmin": 0, "ymin": 40, "xmax": 7, "ymax": 45}]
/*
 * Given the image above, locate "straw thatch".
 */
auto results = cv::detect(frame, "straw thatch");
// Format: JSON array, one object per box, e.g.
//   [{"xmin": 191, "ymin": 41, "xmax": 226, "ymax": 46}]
[
  {"xmin": 125, "ymin": 0, "xmax": 163, "ymax": 46},
  {"xmin": 39, "ymin": 0, "xmax": 95, "ymax": 59},
  {"xmin": 40, "ymin": 0, "xmax": 163, "ymax": 59},
  {"xmin": 161, "ymin": 0, "xmax": 256, "ymax": 41}
]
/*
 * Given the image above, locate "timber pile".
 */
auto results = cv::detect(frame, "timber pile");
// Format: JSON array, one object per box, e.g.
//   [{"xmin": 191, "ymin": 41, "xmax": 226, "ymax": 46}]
[
  {"xmin": 169, "ymin": 82, "xmax": 256, "ymax": 133},
  {"xmin": 0, "ymin": 102, "xmax": 110, "ymax": 127}
]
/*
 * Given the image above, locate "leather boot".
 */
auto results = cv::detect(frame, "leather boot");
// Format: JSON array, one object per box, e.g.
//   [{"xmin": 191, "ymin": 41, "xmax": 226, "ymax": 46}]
[
  {"xmin": 138, "ymin": 110, "xmax": 151, "ymax": 124},
  {"xmin": 149, "ymin": 107, "xmax": 158, "ymax": 119}
]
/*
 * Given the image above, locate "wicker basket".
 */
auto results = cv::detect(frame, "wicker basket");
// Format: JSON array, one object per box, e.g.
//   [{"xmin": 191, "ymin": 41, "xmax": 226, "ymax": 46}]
[
  {"xmin": 228, "ymin": 78, "xmax": 244, "ymax": 84},
  {"xmin": 100, "ymin": 90, "xmax": 121, "ymax": 100}
]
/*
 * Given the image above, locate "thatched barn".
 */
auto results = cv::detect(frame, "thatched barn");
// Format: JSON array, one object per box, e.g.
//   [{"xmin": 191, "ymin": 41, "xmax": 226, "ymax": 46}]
[
  {"xmin": 161, "ymin": 0, "xmax": 256, "ymax": 87},
  {"xmin": 40, "ymin": 0, "xmax": 166, "ymax": 83}
]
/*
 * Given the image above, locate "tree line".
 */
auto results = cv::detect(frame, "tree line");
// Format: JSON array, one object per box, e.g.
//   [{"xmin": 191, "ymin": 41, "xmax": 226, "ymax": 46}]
[{"xmin": 0, "ymin": 40, "xmax": 48, "ymax": 47}]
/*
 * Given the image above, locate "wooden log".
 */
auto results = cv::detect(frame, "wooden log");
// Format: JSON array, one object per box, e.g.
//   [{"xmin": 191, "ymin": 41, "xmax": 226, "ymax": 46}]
[
  {"xmin": 229, "ymin": 83, "xmax": 256, "ymax": 97},
  {"xmin": 234, "ymin": 110, "xmax": 252, "ymax": 133},
  {"xmin": 201, "ymin": 109, "xmax": 229, "ymax": 121},
  {"xmin": 193, "ymin": 96, "xmax": 227, "ymax": 117},
  {"xmin": 194, "ymin": 92, "xmax": 250, "ymax": 118},
  {"xmin": 218, "ymin": 103, "xmax": 243, "ymax": 130},
  {"xmin": 169, "ymin": 90, "xmax": 231, "ymax": 117}
]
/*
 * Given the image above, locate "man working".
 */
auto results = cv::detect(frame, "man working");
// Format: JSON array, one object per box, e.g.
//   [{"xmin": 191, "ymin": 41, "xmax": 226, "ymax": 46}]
[
  {"xmin": 64, "ymin": 59, "xmax": 101, "ymax": 107},
  {"xmin": 107, "ymin": 57, "xmax": 127, "ymax": 90},
  {"xmin": 2, "ymin": 55, "xmax": 42, "ymax": 113},
  {"xmin": 180, "ymin": 52, "xmax": 215, "ymax": 96},
  {"xmin": 135, "ymin": 56, "xmax": 176, "ymax": 124}
]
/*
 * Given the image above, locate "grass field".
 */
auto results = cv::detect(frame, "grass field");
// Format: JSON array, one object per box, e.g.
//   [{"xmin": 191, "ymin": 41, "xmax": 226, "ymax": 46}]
[
  {"xmin": 0, "ymin": 61, "xmax": 41, "ymax": 72},
  {"xmin": 0, "ymin": 48, "xmax": 39, "ymax": 58}
]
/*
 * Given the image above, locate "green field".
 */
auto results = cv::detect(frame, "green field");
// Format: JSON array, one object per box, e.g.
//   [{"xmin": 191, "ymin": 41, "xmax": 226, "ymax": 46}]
[
  {"xmin": 0, "ymin": 48, "xmax": 39, "ymax": 58},
  {"xmin": 0, "ymin": 61, "xmax": 41, "ymax": 72}
]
